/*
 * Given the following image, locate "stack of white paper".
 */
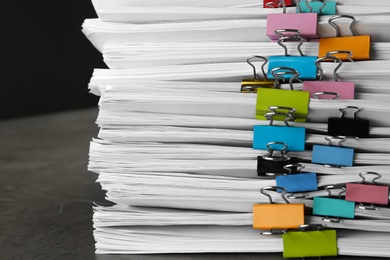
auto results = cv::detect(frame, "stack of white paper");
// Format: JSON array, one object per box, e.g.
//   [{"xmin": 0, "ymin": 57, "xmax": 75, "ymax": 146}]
[
  {"xmin": 103, "ymin": 42, "xmax": 390, "ymax": 69},
  {"xmin": 83, "ymin": 14, "xmax": 390, "ymax": 52},
  {"xmin": 83, "ymin": 0, "xmax": 390, "ymax": 258}
]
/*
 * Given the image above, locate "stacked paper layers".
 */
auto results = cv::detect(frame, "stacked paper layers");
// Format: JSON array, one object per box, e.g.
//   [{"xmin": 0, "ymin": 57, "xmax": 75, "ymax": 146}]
[{"xmin": 83, "ymin": 0, "xmax": 390, "ymax": 257}]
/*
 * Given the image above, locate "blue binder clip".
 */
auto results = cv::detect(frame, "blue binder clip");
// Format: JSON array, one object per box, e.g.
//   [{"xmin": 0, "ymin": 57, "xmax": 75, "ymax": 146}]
[
  {"xmin": 253, "ymin": 108, "xmax": 306, "ymax": 151},
  {"xmin": 296, "ymin": 0, "xmax": 337, "ymax": 15},
  {"xmin": 311, "ymin": 136, "xmax": 354, "ymax": 167},
  {"xmin": 257, "ymin": 142, "xmax": 300, "ymax": 177},
  {"xmin": 267, "ymin": 31, "xmax": 318, "ymax": 81},
  {"xmin": 276, "ymin": 164, "xmax": 318, "ymax": 193},
  {"xmin": 313, "ymin": 185, "xmax": 355, "ymax": 222}
]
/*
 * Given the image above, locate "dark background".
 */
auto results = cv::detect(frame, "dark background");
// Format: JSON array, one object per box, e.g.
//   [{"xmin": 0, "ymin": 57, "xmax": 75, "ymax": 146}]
[
  {"xmin": 0, "ymin": 2, "xmax": 387, "ymax": 260},
  {"xmin": 0, "ymin": 0, "xmax": 106, "ymax": 120}
]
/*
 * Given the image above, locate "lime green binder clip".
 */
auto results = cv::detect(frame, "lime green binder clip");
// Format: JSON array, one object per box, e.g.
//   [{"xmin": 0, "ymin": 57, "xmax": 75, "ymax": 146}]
[
  {"xmin": 283, "ymin": 225, "xmax": 338, "ymax": 258},
  {"xmin": 256, "ymin": 67, "xmax": 310, "ymax": 122}
]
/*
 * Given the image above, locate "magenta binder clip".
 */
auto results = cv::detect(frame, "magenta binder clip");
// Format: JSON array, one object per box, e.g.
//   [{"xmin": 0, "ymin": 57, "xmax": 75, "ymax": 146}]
[
  {"xmin": 346, "ymin": 172, "xmax": 389, "ymax": 210},
  {"xmin": 266, "ymin": 1, "xmax": 318, "ymax": 41},
  {"xmin": 303, "ymin": 52, "xmax": 355, "ymax": 100}
]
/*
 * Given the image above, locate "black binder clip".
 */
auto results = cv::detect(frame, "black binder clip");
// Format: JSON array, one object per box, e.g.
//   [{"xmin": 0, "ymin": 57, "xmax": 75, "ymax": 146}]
[
  {"xmin": 257, "ymin": 141, "xmax": 299, "ymax": 177},
  {"xmin": 327, "ymin": 106, "xmax": 370, "ymax": 138}
]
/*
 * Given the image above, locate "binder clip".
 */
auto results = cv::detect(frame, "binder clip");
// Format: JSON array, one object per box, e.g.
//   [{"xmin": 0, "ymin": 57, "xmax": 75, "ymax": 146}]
[
  {"xmin": 282, "ymin": 224, "xmax": 338, "ymax": 258},
  {"xmin": 257, "ymin": 142, "xmax": 299, "ymax": 177},
  {"xmin": 276, "ymin": 164, "xmax": 318, "ymax": 193},
  {"xmin": 253, "ymin": 108, "xmax": 305, "ymax": 151},
  {"xmin": 311, "ymin": 136, "xmax": 354, "ymax": 167},
  {"xmin": 313, "ymin": 185, "xmax": 355, "ymax": 222},
  {"xmin": 253, "ymin": 186, "xmax": 305, "ymax": 234},
  {"xmin": 267, "ymin": 32, "xmax": 318, "ymax": 80},
  {"xmin": 241, "ymin": 56, "xmax": 275, "ymax": 93},
  {"xmin": 327, "ymin": 106, "xmax": 370, "ymax": 138},
  {"xmin": 266, "ymin": 1, "xmax": 318, "ymax": 41},
  {"xmin": 296, "ymin": 0, "xmax": 337, "ymax": 15},
  {"xmin": 264, "ymin": 0, "xmax": 292, "ymax": 9},
  {"xmin": 318, "ymin": 15, "xmax": 371, "ymax": 61},
  {"xmin": 303, "ymin": 52, "xmax": 355, "ymax": 100},
  {"xmin": 256, "ymin": 67, "xmax": 310, "ymax": 122},
  {"xmin": 346, "ymin": 172, "xmax": 389, "ymax": 210}
]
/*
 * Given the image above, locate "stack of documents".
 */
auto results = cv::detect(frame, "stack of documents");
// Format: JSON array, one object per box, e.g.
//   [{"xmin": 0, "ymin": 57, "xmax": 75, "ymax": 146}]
[{"xmin": 83, "ymin": 0, "xmax": 390, "ymax": 257}]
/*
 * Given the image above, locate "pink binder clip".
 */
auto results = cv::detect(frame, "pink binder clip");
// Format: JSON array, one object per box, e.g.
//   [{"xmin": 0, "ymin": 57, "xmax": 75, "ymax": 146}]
[
  {"xmin": 346, "ymin": 172, "xmax": 389, "ymax": 210},
  {"xmin": 303, "ymin": 51, "xmax": 355, "ymax": 100},
  {"xmin": 266, "ymin": 0, "xmax": 318, "ymax": 41}
]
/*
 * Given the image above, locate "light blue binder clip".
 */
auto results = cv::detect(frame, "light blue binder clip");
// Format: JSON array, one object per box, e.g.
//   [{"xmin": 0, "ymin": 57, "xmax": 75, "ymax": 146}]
[
  {"xmin": 276, "ymin": 164, "xmax": 318, "ymax": 193},
  {"xmin": 296, "ymin": 0, "xmax": 337, "ymax": 15},
  {"xmin": 267, "ymin": 30, "xmax": 318, "ymax": 81},
  {"xmin": 312, "ymin": 136, "xmax": 354, "ymax": 167},
  {"xmin": 253, "ymin": 107, "xmax": 305, "ymax": 151},
  {"xmin": 313, "ymin": 185, "xmax": 355, "ymax": 221}
]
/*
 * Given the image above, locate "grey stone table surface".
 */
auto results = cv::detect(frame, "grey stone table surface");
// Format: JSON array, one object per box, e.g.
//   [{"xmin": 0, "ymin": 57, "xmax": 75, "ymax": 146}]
[{"xmin": 0, "ymin": 108, "xmax": 384, "ymax": 260}]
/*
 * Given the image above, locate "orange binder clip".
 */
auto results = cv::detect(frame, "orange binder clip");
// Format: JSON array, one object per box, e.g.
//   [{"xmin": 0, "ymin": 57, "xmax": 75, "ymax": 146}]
[
  {"xmin": 319, "ymin": 15, "xmax": 370, "ymax": 61},
  {"xmin": 253, "ymin": 186, "xmax": 305, "ymax": 234}
]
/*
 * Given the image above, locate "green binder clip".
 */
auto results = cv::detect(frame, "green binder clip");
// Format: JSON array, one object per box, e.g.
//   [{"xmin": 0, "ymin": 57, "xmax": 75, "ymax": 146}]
[
  {"xmin": 313, "ymin": 185, "xmax": 355, "ymax": 222},
  {"xmin": 256, "ymin": 67, "xmax": 310, "ymax": 122},
  {"xmin": 241, "ymin": 56, "xmax": 275, "ymax": 93},
  {"xmin": 283, "ymin": 224, "xmax": 338, "ymax": 258}
]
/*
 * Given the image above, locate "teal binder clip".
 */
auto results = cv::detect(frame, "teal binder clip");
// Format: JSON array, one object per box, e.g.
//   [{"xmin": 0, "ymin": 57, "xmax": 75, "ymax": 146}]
[
  {"xmin": 313, "ymin": 185, "xmax": 355, "ymax": 221},
  {"xmin": 276, "ymin": 164, "xmax": 318, "ymax": 193},
  {"xmin": 283, "ymin": 225, "xmax": 338, "ymax": 258},
  {"xmin": 267, "ymin": 31, "xmax": 318, "ymax": 80},
  {"xmin": 311, "ymin": 136, "xmax": 354, "ymax": 167},
  {"xmin": 296, "ymin": 0, "xmax": 337, "ymax": 15},
  {"xmin": 253, "ymin": 108, "xmax": 305, "ymax": 151}
]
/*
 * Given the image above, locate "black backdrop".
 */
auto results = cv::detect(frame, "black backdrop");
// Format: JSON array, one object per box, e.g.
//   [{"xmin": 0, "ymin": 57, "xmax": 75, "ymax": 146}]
[{"xmin": 0, "ymin": 0, "xmax": 107, "ymax": 119}]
